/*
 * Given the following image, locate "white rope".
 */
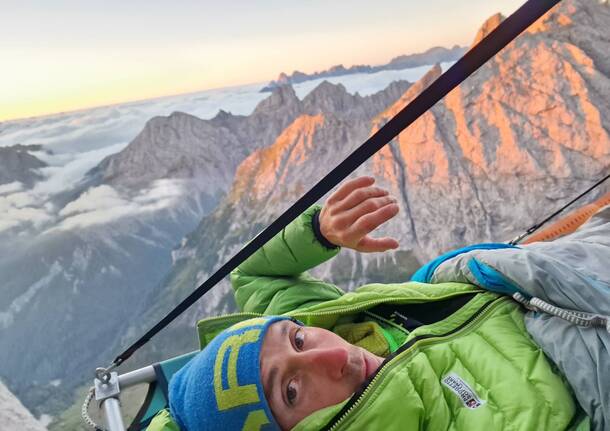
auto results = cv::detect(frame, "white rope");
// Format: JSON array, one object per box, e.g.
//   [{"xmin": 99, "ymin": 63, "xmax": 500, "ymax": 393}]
[
  {"xmin": 513, "ymin": 292, "xmax": 610, "ymax": 333},
  {"xmin": 82, "ymin": 386, "xmax": 107, "ymax": 431}
]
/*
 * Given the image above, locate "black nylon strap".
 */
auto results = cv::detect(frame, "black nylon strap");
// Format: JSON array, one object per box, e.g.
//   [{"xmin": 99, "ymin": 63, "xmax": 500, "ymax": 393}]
[
  {"xmin": 112, "ymin": 0, "xmax": 562, "ymax": 367},
  {"xmin": 510, "ymin": 172, "xmax": 610, "ymax": 245}
]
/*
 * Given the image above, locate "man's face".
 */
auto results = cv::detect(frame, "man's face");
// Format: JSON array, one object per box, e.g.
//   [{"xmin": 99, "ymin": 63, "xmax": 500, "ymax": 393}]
[{"xmin": 260, "ymin": 320, "xmax": 384, "ymax": 430}]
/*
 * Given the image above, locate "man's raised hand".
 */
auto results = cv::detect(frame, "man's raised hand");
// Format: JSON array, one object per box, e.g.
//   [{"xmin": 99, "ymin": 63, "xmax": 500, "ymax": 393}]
[{"xmin": 319, "ymin": 176, "xmax": 400, "ymax": 253}]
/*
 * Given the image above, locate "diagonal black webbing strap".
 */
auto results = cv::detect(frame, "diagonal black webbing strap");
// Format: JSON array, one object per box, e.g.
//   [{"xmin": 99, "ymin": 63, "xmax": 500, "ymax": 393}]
[
  {"xmin": 112, "ymin": 0, "xmax": 562, "ymax": 367},
  {"xmin": 509, "ymin": 172, "xmax": 610, "ymax": 245}
]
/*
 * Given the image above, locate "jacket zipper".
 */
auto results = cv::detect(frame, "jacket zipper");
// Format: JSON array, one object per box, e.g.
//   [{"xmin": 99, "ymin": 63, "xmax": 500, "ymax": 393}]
[
  {"xmin": 290, "ymin": 290, "xmax": 485, "ymax": 321},
  {"xmin": 197, "ymin": 291, "xmax": 484, "ymax": 330},
  {"xmin": 320, "ymin": 296, "xmax": 505, "ymax": 431}
]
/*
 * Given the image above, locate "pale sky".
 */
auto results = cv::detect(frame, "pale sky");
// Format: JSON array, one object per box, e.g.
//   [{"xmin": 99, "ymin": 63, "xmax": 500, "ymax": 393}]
[{"xmin": 0, "ymin": 0, "xmax": 524, "ymax": 121}]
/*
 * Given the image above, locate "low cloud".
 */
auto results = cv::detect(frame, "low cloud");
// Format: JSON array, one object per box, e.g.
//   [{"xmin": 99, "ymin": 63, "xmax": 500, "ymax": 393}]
[
  {"xmin": 33, "ymin": 142, "xmax": 128, "ymax": 196},
  {"xmin": 133, "ymin": 178, "xmax": 186, "ymax": 209},
  {"xmin": 0, "ymin": 144, "xmax": 128, "ymax": 235},
  {"xmin": 0, "ymin": 177, "xmax": 187, "ymax": 235},
  {"xmin": 51, "ymin": 179, "xmax": 186, "ymax": 232},
  {"xmin": 0, "ymin": 182, "xmax": 24, "ymax": 195},
  {"xmin": 0, "ymin": 195, "xmax": 54, "ymax": 234},
  {"xmin": 59, "ymin": 185, "xmax": 131, "ymax": 217}
]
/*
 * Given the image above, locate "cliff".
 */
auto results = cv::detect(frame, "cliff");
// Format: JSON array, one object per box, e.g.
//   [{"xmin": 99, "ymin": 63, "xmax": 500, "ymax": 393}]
[{"xmin": 0, "ymin": 380, "xmax": 47, "ymax": 431}]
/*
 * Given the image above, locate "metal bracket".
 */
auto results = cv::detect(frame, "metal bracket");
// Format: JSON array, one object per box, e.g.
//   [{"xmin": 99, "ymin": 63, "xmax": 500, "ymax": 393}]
[{"xmin": 95, "ymin": 372, "xmax": 120, "ymax": 401}]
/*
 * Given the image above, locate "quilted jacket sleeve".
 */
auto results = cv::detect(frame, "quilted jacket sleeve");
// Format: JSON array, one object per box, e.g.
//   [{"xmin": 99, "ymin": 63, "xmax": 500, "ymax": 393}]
[{"xmin": 230, "ymin": 205, "xmax": 344, "ymax": 315}]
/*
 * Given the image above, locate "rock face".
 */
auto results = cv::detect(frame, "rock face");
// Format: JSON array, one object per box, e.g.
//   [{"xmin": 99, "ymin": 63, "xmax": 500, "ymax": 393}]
[
  {"xmin": 366, "ymin": 0, "xmax": 610, "ymax": 257},
  {"xmin": 90, "ymin": 81, "xmax": 411, "ymax": 199},
  {"xmin": 0, "ymin": 144, "xmax": 46, "ymax": 187},
  {"xmin": 0, "ymin": 380, "xmax": 47, "ymax": 431},
  {"xmin": 261, "ymin": 45, "xmax": 466, "ymax": 91},
  {"xmin": 386, "ymin": 45, "xmax": 467, "ymax": 69},
  {"xmin": 91, "ymin": 85, "xmax": 304, "ymax": 194},
  {"xmin": 472, "ymin": 13, "xmax": 504, "ymax": 45}
]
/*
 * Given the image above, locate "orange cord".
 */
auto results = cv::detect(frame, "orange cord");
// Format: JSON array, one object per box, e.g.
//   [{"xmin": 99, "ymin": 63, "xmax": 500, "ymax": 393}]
[{"xmin": 523, "ymin": 191, "xmax": 610, "ymax": 244}]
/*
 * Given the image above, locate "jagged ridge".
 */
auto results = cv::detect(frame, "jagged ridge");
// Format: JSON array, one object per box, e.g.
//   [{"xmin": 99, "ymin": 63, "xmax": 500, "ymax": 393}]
[{"xmin": 261, "ymin": 45, "xmax": 465, "ymax": 92}]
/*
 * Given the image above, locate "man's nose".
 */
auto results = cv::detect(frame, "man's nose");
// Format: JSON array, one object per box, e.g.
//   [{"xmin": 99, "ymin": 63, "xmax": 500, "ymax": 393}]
[{"xmin": 298, "ymin": 347, "xmax": 349, "ymax": 380}]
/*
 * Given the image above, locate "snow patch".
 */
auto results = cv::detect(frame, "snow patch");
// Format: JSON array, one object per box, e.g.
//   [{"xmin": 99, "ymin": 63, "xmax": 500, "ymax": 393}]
[
  {"xmin": 0, "ymin": 262, "xmax": 62, "ymax": 329},
  {"xmin": 39, "ymin": 414, "xmax": 53, "ymax": 427}
]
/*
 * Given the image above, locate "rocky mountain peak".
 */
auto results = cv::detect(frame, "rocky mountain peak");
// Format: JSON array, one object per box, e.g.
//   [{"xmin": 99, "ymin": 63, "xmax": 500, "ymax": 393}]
[
  {"xmin": 92, "ymin": 108, "xmax": 245, "ymax": 192},
  {"xmin": 373, "ymin": 63, "xmax": 442, "ymax": 126},
  {"xmin": 276, "ymin": 72, "xmax": 290, "ymax": 84},
  {"xmin": 402, "ymin": 63, "xmax": 442, "ymax": 102},
  {"xmin": 213, "ymin": 109, "xmax": 232, "ymax": 119},
  {"xmin": 301, "ymin": 81, "xmax": 355, "ymax": 114},
  {"xmin": 307, "ymin": 80, "xmax": 348, "ymax": 98},
  {"xmin": 472, "ymin": 13, "xmax": 504, "ymax": 45},
  {"xmin": 262, "ymin": 46, "xmax": 466, "ymax": 91},
  {"xmin": 527, "ymin": 1, "xmax": 576, "ymax": 34},
  {"xmin": 168, "ymin": 110, "xmax": 198, "ymax": 121},
  {"xmin": 328, "ymin": 64, "xmax": 348, "ymax": 73},
  {"xmin": 209, "ymin": 109, "xmax": 243, "ymax": 130},
  {"xmin": 252, "ymin": 85, "xmax": 299, "ymax": 116},
  {"xmin": 230, "ymin": 113, "xmax": 327, "ymax": 203},
  {"xmin": 0, "ymin": 144, "xmax": 47, "ymax": 187}
]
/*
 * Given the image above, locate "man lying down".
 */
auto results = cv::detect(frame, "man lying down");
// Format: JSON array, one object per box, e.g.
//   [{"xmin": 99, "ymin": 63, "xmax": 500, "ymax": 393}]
[{"xmin": 148, "ymin": 176, "xmax": 610, "ymax": 431}]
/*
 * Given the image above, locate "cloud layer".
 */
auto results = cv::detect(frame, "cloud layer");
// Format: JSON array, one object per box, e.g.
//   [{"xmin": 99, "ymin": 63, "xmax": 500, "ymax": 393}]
[{"xmin": 52, "ymin": 179, "xmax": 185, "ymax": 231}]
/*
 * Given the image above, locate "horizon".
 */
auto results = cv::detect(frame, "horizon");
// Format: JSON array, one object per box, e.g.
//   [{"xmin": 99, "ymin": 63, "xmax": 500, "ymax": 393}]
[
  {"xmin": 1, "ymin": 0, "xmax": 524, "ymax": 122},
  {"xmin": 0, "ymin": 44, "xmax": 456, "ymax": 124}
]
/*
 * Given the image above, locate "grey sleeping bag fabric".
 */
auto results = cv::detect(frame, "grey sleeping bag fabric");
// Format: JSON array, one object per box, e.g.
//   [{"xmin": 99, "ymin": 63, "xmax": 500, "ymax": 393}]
[{"xmin": 428, "ymin": 205, "xmax": 610, "ymax": 430}]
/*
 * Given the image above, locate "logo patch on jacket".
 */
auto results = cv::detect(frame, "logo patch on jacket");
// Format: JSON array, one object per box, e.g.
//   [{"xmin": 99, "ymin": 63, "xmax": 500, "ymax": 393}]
[{"xmin": 442, "ymin": 373, "xmax": 485, "ymax": 409}]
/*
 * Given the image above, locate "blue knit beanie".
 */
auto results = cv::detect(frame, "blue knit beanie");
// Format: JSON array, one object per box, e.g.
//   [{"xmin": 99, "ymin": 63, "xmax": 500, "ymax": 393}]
[{"xmin": 169, "ymin": 316, "xmax": 296, "ymax": 431}]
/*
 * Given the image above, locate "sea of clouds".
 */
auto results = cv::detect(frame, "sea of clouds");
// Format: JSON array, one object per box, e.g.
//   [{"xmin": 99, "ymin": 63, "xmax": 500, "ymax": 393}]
[{"xmin": 0, "ymin": 63, "xmax": 452, "ymax": 236}]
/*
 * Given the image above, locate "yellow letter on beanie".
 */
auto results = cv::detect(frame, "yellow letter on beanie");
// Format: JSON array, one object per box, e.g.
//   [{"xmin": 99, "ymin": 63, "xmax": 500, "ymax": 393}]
[
  {"xmin": 214, "ymin": 329, "xmax": 262, "ymax": 410},
  {"xmin": 243, "ymin": 410, "xmax": 270, "ymax": 431}
]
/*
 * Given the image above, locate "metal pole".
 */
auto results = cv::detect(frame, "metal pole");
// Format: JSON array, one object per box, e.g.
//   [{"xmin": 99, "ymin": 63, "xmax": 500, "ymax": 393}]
[
  {"xmin": 101, "ymin": 397, "xmax": 126, "ymax": 431},
  {"xmin": 86, "ymin": 364, "xmax": 160, "ymax": 430},
  {"xmin": 118, "ymin": 365, "xmax": 156, "ymax": 389},
  {"xmin": 95, "ymin": 372, "xmax": 125, "ymax": 431}
]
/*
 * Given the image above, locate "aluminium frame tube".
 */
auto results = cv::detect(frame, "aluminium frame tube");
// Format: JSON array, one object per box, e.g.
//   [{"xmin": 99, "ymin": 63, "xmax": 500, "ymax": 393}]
[{"xmin": 96, "ymin": 364, "xmax": 157, "ymax": 431}]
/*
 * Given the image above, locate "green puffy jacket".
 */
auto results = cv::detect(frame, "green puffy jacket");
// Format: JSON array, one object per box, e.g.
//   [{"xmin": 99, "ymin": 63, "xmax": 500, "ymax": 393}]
[{"xmin": 148, "ymin": 205, "xmax": 588, "ymax": 431}]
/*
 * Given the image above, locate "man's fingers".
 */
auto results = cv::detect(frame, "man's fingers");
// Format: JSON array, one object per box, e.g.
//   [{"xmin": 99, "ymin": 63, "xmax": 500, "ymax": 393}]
[
  {"xmin": 334, "ymin": 186, "xmax": 389, "ymax": 212},
  {"xmin": 325, "ymin": 176, "xmax": 375, "ymax": 206},
  {"xmin": 351, "ymin": 202, "xmax": 399, "ymax": 237},
  {"xmin": 356, "ymin": 236, "xmax": 400, "ymax": 253},
  {"xmin": 321, "ymin": 176, "xmax": 399, "ymax": 252},
  {"xmin": 335, "ymin": 196, "xmax": 396, "ymax": 227}
]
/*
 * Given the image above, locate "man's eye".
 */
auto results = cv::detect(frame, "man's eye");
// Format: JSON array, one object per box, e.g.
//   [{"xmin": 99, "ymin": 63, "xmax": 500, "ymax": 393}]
[
  {"xmin": 286, "ymin": 381, "xmax": 298, "ymax": 405},
  {"xmin": 294, "ymin": 328, "xmax": 305, "ymax": 350}
]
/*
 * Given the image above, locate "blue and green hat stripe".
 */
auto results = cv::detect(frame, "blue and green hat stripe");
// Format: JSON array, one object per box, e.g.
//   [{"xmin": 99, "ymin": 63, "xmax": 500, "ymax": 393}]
[{"xmin": 169, "ymin": 316, "xmax": 295, "ymax": 431}]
